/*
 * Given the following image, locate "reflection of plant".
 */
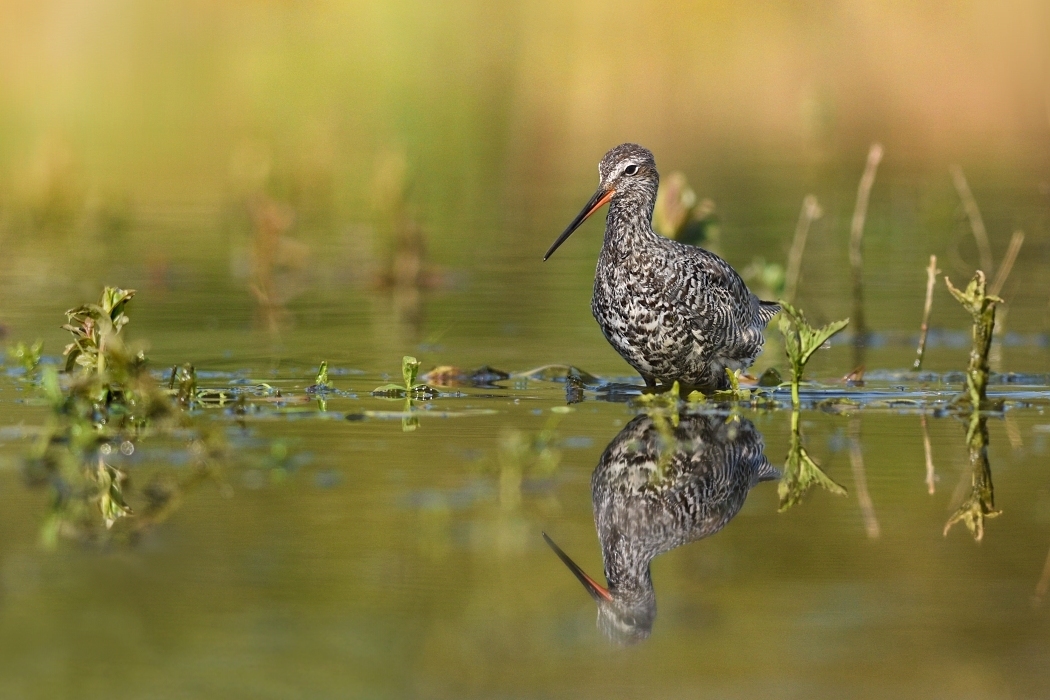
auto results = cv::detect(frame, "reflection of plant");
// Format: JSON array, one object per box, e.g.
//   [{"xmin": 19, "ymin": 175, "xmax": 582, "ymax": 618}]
[
  {"xmin": 497, "ymin": 411, "xmax": 564, "ymax": 510},
  {"xmin": 944, "ymin": 411, "xmax": 1000, "ymax": 541},
  {"xmin": 944, "ymin": 271, "xmax": 1000, "ymax": 408},
  {"xmin": 778, "ymin": 410, "xmax": 846, "ymax": 512},
  {"xmin": 778, "ymin": 301, "xmax": 849, "ymax": 409}
]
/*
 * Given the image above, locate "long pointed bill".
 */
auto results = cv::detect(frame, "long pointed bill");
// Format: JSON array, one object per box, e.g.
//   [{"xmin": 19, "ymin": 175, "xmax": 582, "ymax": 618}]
[
  {"xmin": 543, "ymin": 187, "xmax": 615, "ymax": 260},
  {"xmin": 542, "ymin": 532, "xmax": 613, "ymax": 602}
]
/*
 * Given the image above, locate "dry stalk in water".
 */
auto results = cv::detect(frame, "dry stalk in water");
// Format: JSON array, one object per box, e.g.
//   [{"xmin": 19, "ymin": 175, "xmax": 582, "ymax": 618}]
[
  {"xmin": 989, "ymin": 229, "xmax": 1024, "ymax": 298},
  {"xmin": 913, "ymin": 255, "xmax": 940, "ymax": 371},
  {"xmin": 849, "ymin": 143, "xmax": 883, "ymax": 359},
  {"xmin": 949, "ymin": 164, "xmax": 994, "ymax": 275},
  {"xmin": 783, "ymin": 195, "xmax": 821, "ymax": 303}
]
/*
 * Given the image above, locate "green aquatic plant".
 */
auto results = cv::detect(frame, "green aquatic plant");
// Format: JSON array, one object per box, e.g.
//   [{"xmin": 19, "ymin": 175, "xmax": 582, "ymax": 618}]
[
  {"xmin": 62, "ymin": 286, "xmax": 137, "ymax": 374},
  {"xmin": 371, "ymin": 356, "xmax": 439, "ymax": 431},
  {"xmin": 373, "ymin": 355, "xmax": 437, "ymax": 398},
  {"xmin": 944, "ymin": 411, "xmax": 999, "ymax": 541},
  {"xmin": 314, "ymin": 360, "xmax": 330, "ymax": 388},
  {"xmin": 7, "ymin": 339, "xmax": 43, "ymax": 375},
  {"xmin": 944, "ymin": 271, "xmax": 1000, "ymax": 408},
  {"xmin": 169, "ymin": 363, "xmax": 198, "ymax": 407},
  {"xmin": 22, "ymin": 286, "xmax": 230, "ymax": 547},
  {"xmin": 778, "ymin": 410, "xmax": 847, "ymax": 512},
  {"xmin": 777, "ymin": 301, "xmax": 849, "ymax": 409}
]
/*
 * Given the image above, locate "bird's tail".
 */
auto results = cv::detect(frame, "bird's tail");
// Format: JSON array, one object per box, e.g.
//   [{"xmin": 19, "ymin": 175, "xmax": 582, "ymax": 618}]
[{"xmin": 757, "ymin": 300, "xmax": 781, "ymax": 325}]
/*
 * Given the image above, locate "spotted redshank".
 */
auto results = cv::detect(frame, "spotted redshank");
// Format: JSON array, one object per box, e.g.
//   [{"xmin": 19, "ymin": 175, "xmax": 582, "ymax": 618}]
[
  {"xmin": 543, "ymin": 412, "xmax": 778, "ymax": 644},
  {"xmin": 544, "ymin": 143, "xmax": 780, "ymax": 392}
]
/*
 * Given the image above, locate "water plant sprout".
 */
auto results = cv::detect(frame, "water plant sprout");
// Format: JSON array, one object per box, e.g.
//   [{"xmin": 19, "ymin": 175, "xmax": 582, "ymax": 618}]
[
  {"xmin": 776, "ymin": 301, "xmax": 849, "ymax": 409},
  {"xmin": 373, "ymin": 355, "xmax": 436, "ymax": 398}
]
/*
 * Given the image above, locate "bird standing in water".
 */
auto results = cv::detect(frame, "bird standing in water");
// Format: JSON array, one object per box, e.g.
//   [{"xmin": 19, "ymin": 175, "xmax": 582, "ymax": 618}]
[{"xmin": 544, "ymin": 143, "xmax": 780, "ymax": 392}]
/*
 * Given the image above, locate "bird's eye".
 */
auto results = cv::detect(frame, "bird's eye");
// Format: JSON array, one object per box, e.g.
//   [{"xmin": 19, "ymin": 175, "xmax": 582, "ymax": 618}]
[{"xmin": 624, "ymin": 164, "xmax": 638, "ymax": 176}]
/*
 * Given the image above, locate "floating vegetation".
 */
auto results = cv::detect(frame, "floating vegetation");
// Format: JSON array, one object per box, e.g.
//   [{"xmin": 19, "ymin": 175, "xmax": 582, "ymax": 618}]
[
  {"xmin": 422, "ymin": 364, "xmax": 510, "ymax": 388},
  {"xmin": 62, "ymin": 286, "xmax": 138, "ymax": 374},
  {"xmin": 516, "ymin": 364, "xmax": 601, "ymax": 386},
  {"xmin": 373, "ymin": 355, "xmax": 438, "ymax": 399},
  {"xmin": 370, "ymin": 356, "xmax": 441, "ymax": 430},
  {"xmin": 944, "ymin": 271, "xmax": 1000, "ymax": 408},
  {"xmin": 778, "ymin": 409, "xmax": 847, "ymax": 512},
  {"xmin": 777, "ymin": 301, "xmax": 849, "ymax": 409}
]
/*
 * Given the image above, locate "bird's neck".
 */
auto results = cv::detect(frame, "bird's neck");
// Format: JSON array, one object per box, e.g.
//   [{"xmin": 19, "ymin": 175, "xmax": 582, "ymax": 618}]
[
  {"xmin": 602, "ymin": 533, "xmax": 657, "ymax": 602},
  {"xmin": 604, "ymin": 195, "xmax": 660, "ymax": 253}
]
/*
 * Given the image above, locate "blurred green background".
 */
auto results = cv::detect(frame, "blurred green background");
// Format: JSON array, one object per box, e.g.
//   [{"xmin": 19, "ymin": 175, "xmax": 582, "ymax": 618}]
[{"xmin": 1, "ymin": 0, "xmax": 1048, "ymax": 378}]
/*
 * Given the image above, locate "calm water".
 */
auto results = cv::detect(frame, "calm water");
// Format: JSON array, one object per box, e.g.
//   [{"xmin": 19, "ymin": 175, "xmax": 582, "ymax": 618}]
[
  {"xmin": 4, "ymin": 3, "xmax": 1050, "ymax": 696},
  {"xmin": 5, "ymin": 86, "xmax": 1050, "ymax": 697},
  {"xmin": 1, "ymin": 172, "xmax": 1050, "ymax": 698}
]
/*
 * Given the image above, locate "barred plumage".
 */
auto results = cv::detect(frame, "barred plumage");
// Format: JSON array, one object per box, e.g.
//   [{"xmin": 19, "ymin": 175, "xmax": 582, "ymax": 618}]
[
  {"xmin": 546, "ymin": 143, "xmax": 779, "ymax": 391},
  {"xmin": 544, "ymin": 413, "xmax": 778, "ymax": 644}
]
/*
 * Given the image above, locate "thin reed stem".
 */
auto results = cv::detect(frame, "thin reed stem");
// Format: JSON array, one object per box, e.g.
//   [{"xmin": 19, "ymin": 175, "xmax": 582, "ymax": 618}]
[
  {"xmin": 783, "ymin": 195, "xmax": 821, "ymax": 303},
  {"xmin": 990, "ymin": 229, "xmax": 1024, "ymax": 298},
  {"xmin": 949, "ymin": 164, "xmax": 994, "ymax": 275},
  {"xmin": 913, "ymin": 255, "xmax": 939, "ymax": 370},
  {"xmin": 849, "ymin": 143, "xmax": 883, "ymax": 364}
]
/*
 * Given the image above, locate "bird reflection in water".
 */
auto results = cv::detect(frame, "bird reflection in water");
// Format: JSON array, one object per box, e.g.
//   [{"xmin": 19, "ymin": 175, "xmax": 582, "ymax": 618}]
[{"xmin": 544, "ymin": 412, "xmax": 778, "ymax": 644}]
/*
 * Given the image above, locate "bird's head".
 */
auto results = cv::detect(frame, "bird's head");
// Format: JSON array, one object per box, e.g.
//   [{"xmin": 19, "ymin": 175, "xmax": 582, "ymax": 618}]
[{"xmin": 544, "ymin": 143, "xmax": 659, "ymax": 260}]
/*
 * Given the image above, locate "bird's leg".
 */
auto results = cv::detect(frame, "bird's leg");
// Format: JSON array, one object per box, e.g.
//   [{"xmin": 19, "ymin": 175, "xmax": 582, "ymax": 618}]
[{"xmin": 640, "ymin": 372, "xmax": 658, "ymax": 393}]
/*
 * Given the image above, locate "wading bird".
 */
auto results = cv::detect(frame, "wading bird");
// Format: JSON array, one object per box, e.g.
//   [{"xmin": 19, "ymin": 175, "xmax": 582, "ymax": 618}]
[{"xmin": 544, "ymin": 143, "xmax": 779, "ymax": 392}]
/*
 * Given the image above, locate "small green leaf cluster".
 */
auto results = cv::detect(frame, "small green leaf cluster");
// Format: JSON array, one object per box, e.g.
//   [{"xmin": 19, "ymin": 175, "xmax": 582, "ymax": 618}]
[
  {"xmin": 62, "ymin": 287, "xmax": 136, "ymax": 374},
  {"xmin": 373, "ymin": 356, "xmax": 438, "ymax": 398},
  {"xmin": 777, "ymin": 301, "xmax": 849, "ymax": 408}
]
